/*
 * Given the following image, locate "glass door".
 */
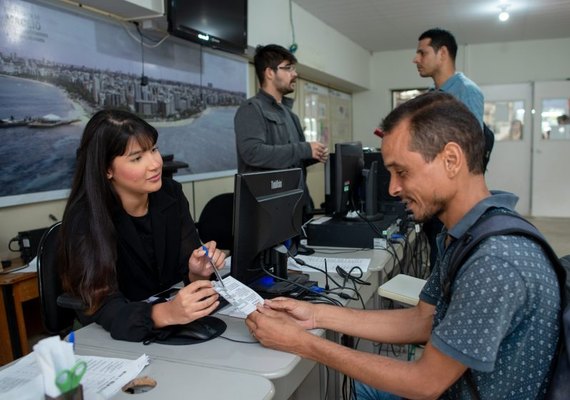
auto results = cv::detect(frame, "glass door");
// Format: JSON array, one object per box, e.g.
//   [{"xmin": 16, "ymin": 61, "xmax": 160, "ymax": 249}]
[
  {"xmin": 532, "ymin": 81, "xmax": 570, "ymax": 217},
  {"xmin": 481, "ymin": 83, "xmax": 532, "ymax": 215}
]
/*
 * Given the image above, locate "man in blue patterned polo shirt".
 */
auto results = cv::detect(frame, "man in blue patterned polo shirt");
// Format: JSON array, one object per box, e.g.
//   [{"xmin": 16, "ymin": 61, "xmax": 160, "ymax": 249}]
[{"xmin": 247, "ymin": 91, "xmax": 560, "ymax": 399}]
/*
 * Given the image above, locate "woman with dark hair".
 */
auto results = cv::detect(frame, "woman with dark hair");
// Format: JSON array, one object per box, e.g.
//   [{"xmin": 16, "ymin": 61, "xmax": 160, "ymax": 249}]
[{"xmin": 60, "ymin": 109, "xmax": 224, "ymax": 342}]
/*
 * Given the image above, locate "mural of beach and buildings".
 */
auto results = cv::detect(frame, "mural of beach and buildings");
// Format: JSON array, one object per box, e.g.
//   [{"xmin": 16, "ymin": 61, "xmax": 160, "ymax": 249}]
[{"xmin": 0, "ymin": 0, "xmax": 248, "ymax": 206}]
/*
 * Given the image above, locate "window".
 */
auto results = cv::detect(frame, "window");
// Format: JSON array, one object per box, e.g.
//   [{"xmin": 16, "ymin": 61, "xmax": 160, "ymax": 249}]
[
  {"xmin": 484, "ymin": 100, "xmax": 525, "ymax": 141},
  {"xmin": 541, "ymin": 98, "xmax": 570, "ymax": 140},
  {"xmin": 391, "ymin": 88, "xmax": 428, "ymax": 109}
]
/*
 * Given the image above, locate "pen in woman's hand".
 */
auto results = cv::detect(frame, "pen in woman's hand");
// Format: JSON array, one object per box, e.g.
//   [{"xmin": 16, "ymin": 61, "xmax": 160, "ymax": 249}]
[{"xmin": 201, "ymin": 245, "xmax": 227, "ymax": 290}]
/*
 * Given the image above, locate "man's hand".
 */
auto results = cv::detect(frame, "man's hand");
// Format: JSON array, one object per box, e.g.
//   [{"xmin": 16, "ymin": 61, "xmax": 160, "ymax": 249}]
[
  {"xmin": 246, "ymin": 303, "xmax": 309, "ymax": 353},
  {"xmin": 310, "ymin": 142, "xmax": 329, "ymax": 163},
  {"xmin": 263, "ymin": 297, "xmax": 317, "ymax": 329}
]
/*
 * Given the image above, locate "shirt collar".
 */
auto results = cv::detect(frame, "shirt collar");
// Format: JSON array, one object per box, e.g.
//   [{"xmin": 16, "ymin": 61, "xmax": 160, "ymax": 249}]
[
  {"xmin": 447, "ymin": 190, "xmax": 519, "ymax": 240},
  {"xmin": 258, "ymin": 89, "xmax": 295, "ymax": 109}
]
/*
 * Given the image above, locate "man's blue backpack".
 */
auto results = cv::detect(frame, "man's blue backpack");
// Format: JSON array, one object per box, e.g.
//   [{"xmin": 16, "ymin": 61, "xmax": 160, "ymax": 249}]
[{"xmin": 443, "ymin": 210, "xmax": 569, "ymax": 399}]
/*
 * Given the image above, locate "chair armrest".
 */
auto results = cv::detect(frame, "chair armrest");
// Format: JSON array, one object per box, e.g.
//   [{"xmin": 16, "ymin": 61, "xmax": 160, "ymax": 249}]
[{"xmin": 57, "ymin": 293, "xmax": 86, "ymax": 310}]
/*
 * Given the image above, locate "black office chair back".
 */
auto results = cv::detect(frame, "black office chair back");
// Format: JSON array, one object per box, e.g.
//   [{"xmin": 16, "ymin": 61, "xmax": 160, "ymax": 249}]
[
  {"xmin": 197, "ymin": 193, "xmax": 234, "ymax": 252},
  {"xmin": 37, "ymin": 221, "xmax": 77, "ymax": 336}
]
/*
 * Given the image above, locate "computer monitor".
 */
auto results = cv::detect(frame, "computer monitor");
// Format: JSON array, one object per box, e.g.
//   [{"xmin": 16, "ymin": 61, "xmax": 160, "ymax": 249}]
[
  {"xmin": 325, "ymin": 141, "xmax": 380, "ymax": 218},
  {"xmin": 231, "ymin": 168, "xmax": 308, "ymax": 297},
  {"xmin": 363, "ymin": 151, "xmax": 406, "ymax": 216},
  {"xmin": 362, "ymin": 160, "xmax": 383, "ymax": 220},
  {"xmin": 333, "ymin": 141, "xmax": 364, "ymax": 216}
]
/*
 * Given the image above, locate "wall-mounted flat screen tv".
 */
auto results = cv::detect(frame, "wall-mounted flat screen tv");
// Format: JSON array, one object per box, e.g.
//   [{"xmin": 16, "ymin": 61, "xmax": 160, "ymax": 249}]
[{"xmin": 167, "ymin": 0, "xmax": 248, "ymax": 55}]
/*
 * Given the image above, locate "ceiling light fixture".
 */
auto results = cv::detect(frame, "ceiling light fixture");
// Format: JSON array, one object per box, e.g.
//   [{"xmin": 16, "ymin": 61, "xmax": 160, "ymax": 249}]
[{"xmin": 498, "ymin": 2, "xmax": 510, "ymax": 22}]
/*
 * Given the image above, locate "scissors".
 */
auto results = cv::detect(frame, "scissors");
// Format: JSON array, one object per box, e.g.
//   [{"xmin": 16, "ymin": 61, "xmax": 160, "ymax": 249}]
[
  {"xmin": 55, "ymin": 360, "xmax": 87, "ymax": 393},
  {"xmin": 202, "ymin": 245, "xmax": 227, "ymax": 290}
]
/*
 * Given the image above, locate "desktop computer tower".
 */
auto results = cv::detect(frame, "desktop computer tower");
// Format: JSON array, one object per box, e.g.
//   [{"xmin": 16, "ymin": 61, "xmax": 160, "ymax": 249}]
[{"xmin": 306, "ymin": 213, "xmax": 401, "ymax": 249}]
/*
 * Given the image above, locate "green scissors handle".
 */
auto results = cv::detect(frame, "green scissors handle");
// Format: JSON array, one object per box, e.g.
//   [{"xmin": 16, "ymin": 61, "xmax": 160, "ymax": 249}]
[{"xmin": 55, "ymin": 360, "xmax": 87, "ymax": 393}]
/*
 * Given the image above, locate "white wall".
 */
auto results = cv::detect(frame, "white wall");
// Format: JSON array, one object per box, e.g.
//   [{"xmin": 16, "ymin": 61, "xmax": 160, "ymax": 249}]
[
  {"xmin": 247, "ymin": 0, "xmax": 371, "ymax": 92},
  {"xmin": 353, "ymin": 37, "xmax": 570, "ymax": 148}
]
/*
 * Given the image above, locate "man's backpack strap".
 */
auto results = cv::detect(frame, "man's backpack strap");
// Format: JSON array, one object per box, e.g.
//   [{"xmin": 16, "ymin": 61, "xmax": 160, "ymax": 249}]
[
  {"xmin": 443, "ymin": 211, "xmax": 564, "ymax": 304},
  {"xmin": 442, "ymin": 210, "xmax": 568, "ymax": 400}
]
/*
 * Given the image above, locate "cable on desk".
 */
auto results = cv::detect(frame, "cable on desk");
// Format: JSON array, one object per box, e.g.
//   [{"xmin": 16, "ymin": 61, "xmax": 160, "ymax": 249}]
[
  {"xmin": 260, "ymin": 263, "xmax": 342, "ymax": 307},
  {"xmin": 219, "ymin": 335, "xmax": 258, "ymax": 344},
  {"xmin": 290, "ymin": 255, "xmax": 367, "ymax": 307},
  {"xmin": 289, "ymin": 254, "xmax": 346, "ymax": 295}
]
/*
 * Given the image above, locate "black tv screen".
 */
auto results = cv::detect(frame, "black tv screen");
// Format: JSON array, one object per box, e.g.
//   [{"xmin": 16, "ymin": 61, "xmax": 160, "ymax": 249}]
[{"xmin": 167, "ymin": 0, "xmax": 248, "ymax": 55}]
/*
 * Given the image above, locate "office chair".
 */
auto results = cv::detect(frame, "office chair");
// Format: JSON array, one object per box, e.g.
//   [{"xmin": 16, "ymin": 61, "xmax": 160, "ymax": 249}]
[
  {"xmin": 36, "ymin": 221, "xmax": 83, "ymax": 336},
  {"xmin": 197, "ymin": 193, "xmax": 234, "ymax": 253}
]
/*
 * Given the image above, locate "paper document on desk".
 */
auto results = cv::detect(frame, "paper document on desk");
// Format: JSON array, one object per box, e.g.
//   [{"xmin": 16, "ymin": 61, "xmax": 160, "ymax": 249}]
[
  {"xmin": 0, "ymin": 351, "xmax": 149, "ymax": 400},
  {"xmin": 213, "ymin": 275, "xmax": 264, "ymax": 318},
  {"xmin": 288, "ymin": 255, "xmax": 371, "ymax": 273}
]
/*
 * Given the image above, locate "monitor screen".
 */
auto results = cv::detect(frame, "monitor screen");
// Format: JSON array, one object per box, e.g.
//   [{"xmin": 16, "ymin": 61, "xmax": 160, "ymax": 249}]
[
  {"xmin": 167, "ymin": 0, "xmax": 248, "ymax": 55},
  {"xmin": 231, "ymin": 168, "xmax": 305, "ymax": 294},
  {"xmin": 326, "ymin": 142, "xmax": 365, "ymax": 217},
  {"xmin": 363, "ymin": 151, "xmax": 406, "ymax": 215}
]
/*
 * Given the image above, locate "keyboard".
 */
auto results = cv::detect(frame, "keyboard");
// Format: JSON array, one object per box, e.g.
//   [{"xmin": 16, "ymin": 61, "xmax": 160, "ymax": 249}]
[{"xmin": 290, "ymin": 255, "xmax": 371, "ymax": 273}]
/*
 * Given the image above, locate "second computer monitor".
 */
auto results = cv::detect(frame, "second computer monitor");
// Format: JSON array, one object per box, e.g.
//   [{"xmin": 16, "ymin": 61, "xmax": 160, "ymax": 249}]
[{"xmin": 327, "ymin": 141, "xmax": 365, "ymax": 217}]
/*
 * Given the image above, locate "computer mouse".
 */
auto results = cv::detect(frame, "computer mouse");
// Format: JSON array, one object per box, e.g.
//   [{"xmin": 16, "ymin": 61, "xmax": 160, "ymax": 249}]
[
  {"xmin": 176, "ymin": 319, "xmax": 219, "ymax": 341},
  {"xmin": 170, "ymin": 316, "xmax": 227, "ymax": 344}
]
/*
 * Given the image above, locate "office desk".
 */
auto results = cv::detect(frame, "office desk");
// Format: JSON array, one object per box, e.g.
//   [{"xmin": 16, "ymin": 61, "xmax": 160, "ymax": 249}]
[
  {"xmin": 74, "ymin": 317, "xmax": 316, "ymax": 400},
  {"xmin": 73, "ymin": 242, "xmax": 410, "ymax": 400},
  {"xmin": 0, "ymin": 268, "xmax": 38, "ymax": 365},
  {"xmin": 0, "ymin": 347, "xmax": 275, "ymax": 399},
  {"xmin": 76, "ymin": 347, "xmax": 275, "ymax": 399}
]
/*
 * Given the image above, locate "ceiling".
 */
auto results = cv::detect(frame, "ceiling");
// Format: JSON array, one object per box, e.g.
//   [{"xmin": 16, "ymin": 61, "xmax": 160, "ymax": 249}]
[{"xmin": 292, "ymin": 0, "xmax": 570, "ymax": 53}]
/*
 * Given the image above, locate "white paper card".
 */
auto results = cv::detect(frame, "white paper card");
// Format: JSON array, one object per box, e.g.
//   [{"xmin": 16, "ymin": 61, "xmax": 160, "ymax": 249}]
[{"xmin": 212, "ymin": 276, "xmax": 264, "ymax": 317}]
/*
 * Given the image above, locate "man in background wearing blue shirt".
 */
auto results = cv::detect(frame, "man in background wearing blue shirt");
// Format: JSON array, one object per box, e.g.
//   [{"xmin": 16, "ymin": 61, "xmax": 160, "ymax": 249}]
[
  {"xmin": 413, "ymin": 28, "xmax": 486, "ymax": 270},
  {"xmin": 413, "ymin": 28, "xmax": 484, "ymax": 128}
]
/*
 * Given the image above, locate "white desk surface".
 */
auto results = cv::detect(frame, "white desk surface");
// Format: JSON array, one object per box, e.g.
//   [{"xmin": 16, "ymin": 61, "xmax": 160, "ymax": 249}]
[
  {"xmin": 76, "ymin": 347, "xmax": 275, "ymax": 400},
  {"xmin": 74, "ymin": 317, "xmax": 315, "ymax": 400},
  {"xmin": 74, "ymin": 316, "xmax": 305, "ymax": 379},
  {"xmin": 378, "ymin": 274, "xmax": 426, "ymax": 306}
]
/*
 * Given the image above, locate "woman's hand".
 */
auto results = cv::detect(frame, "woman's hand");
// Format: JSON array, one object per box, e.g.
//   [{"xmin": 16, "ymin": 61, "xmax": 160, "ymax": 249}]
[
  {"xmin": 188, "ymin": 241, "xmax": 226, "ymax": 281},
  {"xmin": 152, "ymin": 280, "xmax": 219, "ymax": 327}
]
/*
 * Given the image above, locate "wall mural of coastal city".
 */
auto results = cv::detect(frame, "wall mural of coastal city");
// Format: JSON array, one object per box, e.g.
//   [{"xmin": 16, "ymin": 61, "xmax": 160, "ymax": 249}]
[{"xmin": 0, "ymin": 0, "xmax": 247, "ymax": 206}]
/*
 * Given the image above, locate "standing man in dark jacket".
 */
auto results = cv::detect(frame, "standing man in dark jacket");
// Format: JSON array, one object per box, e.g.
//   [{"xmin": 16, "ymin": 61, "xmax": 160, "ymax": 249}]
[{"xmin": 234, "ymin": 44, "xmax": 328, "ymax": 221}]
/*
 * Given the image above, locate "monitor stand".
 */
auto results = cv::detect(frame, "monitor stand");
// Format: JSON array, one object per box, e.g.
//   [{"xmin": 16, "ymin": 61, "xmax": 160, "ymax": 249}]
[
  {"xmin": 251, "ymin": 273, "xmax": 311, "ymax": 299},
  {"xmin": 250, "ymin": 245, "xmax": 312, "ymax": 298}
]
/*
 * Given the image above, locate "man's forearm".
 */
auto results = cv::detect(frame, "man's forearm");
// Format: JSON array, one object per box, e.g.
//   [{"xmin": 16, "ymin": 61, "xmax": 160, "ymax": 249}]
[
  {"xmin": 297, "ymin": 333, "xmax": 459, "ymax": 400},
  {"xmin": 315, "ymin": 302, "xmax": 434, "ymax": 344}
]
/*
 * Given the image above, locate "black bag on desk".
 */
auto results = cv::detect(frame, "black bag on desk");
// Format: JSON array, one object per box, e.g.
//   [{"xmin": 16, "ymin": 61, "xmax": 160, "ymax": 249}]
[{"xmin": 9, "ymin": 227, "xmax": 49, "ymax": 263}]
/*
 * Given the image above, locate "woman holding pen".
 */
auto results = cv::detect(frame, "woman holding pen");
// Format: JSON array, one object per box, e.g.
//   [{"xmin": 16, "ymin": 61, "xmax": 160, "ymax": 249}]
[{"xmin": 60, "ymin": 109, "xmax": 225, "ymax": 341}]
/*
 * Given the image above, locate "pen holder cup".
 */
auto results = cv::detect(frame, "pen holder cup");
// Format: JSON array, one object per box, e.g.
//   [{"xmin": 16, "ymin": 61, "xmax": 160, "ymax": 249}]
[{"xmin": 46, "ymin": 384, "xmax": 84, "ymax": 400}]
